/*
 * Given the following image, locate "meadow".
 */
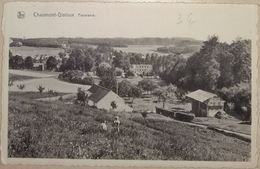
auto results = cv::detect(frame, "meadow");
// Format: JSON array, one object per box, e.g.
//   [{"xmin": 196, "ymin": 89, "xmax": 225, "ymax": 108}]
[{"xmin": 8, "ymin": 91, "xmax": 250, "ymax": 160}]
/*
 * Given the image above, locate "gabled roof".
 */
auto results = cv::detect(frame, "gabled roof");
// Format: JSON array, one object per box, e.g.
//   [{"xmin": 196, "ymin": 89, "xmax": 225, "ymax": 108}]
[
  {"xmin": 88, "ymin": 84, "xmax": 111, "ymax": 103},
  {"xmin": 186, "ymin": 89, "xmax": 217, "ymax": 103}
]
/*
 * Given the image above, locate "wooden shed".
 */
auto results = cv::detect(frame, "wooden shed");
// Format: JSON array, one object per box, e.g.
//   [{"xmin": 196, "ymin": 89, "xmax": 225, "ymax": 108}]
[{"xmin": 186, "ymin": 90, "xmax": 225, "ymax": 117}]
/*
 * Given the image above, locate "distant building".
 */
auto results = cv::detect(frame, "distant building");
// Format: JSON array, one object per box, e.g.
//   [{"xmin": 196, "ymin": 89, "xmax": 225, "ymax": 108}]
[
  {"xmin": 33, "ymin": 62, "xmax": 45, "ymax": 71},
  {"xmin": 86, "ymin": 84, "xmax": 133, "ymax": 112},
  {"xmin": 130, "ymin": 64, "xmax": 152, "ymax": 75},
  {"xmin": 186, "ymin": 89, "xmax": 225, "ymax": 117}
]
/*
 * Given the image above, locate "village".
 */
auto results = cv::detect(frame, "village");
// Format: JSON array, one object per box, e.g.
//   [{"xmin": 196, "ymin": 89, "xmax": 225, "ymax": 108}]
[{"xmin": 8, "ymin": 37, "xmax": 251, "ymax": 160}]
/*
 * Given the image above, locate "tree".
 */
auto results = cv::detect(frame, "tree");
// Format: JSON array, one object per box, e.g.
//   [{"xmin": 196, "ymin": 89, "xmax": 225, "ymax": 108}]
[
  {"xmin": 230, "ymin": 39, "xmax": 251, "ymax": 84},
  {"xmin": 138, "ymin": 79, "xmax": 158, "ymax": 94},
  {"xmin": 99, "ymin": 75, "xmax": 117, "ymax": 92},
  {"xmin": 46, "ymin": 56, "xmax": 58, "ymax": 70},
  {"xmin": 24, "ymin": 56, "xmax": 34, "ymax": 69},
  {"xmin": 96, "ymin": 62, "xmax": 113, "ymax": 77},
  {"xmin": 9, "ymin": 55, "xmax": 24, "ymax": 69},
  {"xmin": 118, "ymin": 80, "xmax": 132, "ymax": 97},
  {"xmin": 77, "ymin": 87, "xmax": 88, "ymax": 105},
  {"xmin": 153, "ymin": 85, "xmax": 176, "ymax": 108},
  {"xmin": 84, "ymin": 55, "xmax": 94, "ymax": 72},
  {"xmin": 218, "ymin": 82, "xmax": 251, "ymax": 120},
  {"xmin": 115, "ymin": 67, "xmax": 124, "ymax": 76},
  {"xmin": 112, "ymin": 51, "xmax": 124, "ymax": 68},
  {"xmin": 128, "ymin": 85, "xmax": 142, "ymax": 103},
  {"xmin": 58, "ymin": 52, "xmax": 66, "ymax": 58}
]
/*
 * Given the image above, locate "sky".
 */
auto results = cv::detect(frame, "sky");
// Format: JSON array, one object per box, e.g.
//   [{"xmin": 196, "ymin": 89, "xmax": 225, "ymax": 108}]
[{"xmin": 3, "ymin": 2, "xmax": 258, "ymax": 43}]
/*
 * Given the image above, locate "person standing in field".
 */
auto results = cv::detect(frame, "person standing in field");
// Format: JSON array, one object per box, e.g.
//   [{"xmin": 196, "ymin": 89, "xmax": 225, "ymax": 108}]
[
  {"xmin": 100, "ymin": 120, "xmax": 108, "ymax": 132},
  {"xmin": 113, "ymin": 116, "xmax": 120, "ymax": 133}
]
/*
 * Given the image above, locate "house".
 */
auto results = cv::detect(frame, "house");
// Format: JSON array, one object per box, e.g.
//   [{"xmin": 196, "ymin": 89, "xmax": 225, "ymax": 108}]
[
  {"xmin": 33, "ymin": 62, "xmax": 45, "ymax": 71},
  {"xmin": 86, "ymin": 84, "xmax": 133, "ymax": 112},
  {"xmin": 130, "ymin": 64, "xmax": 152, "ymax": 75},
  {"xmin": 186, "ymin": 89, "xmax": 225, "ymax": 117}
]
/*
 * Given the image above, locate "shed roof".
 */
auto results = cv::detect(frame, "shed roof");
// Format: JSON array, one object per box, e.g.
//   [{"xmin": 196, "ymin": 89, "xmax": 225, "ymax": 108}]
[
  {"xmin": 186, "ymin": 89, "xmax": 217, "ymax": 103},
  {"xmin": 88, "ymin": 84, "xmax": 111, "ymax": 103}
]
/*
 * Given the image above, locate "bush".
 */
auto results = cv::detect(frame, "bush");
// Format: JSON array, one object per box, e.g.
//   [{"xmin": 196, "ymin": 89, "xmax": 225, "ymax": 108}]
[
  {"xmin": 17, "ymin": 84, "xmax": 25, "ymax": 90},
  {"xmin": 37, "ymin": 85, "xmax": 45, "ymax": 93},
  {"xmin": 77, "ymin": 87, "xmax": 88, "ymax": 105},
  {"xmin": 174, "ymin": 112, "xmax": 194, "ymax": 122},
  {"xmin": 82, "ymin": 77, "xmax": 94, "ymax": 85},
  {"xmin": 125, "ymin": 71, "xmax": 135, "ymax": 77},
  {"xmin": 47, "ymin": 89, "xmax": 58, "ymax": 96}
]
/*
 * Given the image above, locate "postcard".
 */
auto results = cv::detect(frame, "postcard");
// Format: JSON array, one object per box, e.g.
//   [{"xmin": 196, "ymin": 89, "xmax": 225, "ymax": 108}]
[{"xmin": 0, "ymin": 1, "xmax": 259, "ymax": 168}]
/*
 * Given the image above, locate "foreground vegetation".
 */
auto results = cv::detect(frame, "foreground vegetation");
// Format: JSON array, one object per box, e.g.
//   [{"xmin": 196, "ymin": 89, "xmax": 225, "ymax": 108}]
[{"xmin": 8, "ymin": 92, "xmax": 250, "ymax": 160}]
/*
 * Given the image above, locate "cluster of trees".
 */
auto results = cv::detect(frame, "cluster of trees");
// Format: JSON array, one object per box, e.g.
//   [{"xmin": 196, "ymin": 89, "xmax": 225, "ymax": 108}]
[
  {"xmin": 9, "ymin": 51, "xmax": 59, "ymax": 70},
  {"xmin": 118, "ymin": 80, "xmax": 142, "ymax": 102},
  {"xmin": 59, "ymin": 48, "xmax": 93, "ymax": 72},
  {"xmin": 58, "ymin": 70, "xmax": 94, "ymax": 85},
  {"xmin": 160, "ymin": 36, "xmax": 251, "ymax": 119}
]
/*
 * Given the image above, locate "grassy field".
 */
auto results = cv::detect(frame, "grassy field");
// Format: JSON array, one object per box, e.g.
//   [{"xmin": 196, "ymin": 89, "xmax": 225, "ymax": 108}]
[
  {"xmin": 9, "ymin": 73, "xmax": 39, "ymax": 81},
  {"xmin": 10, "ymin": 46, "xmax": 64, "ymax": 58},
  {"xmin": 8, "ymin": 91, "xmax": 250, "ymax": 160}
]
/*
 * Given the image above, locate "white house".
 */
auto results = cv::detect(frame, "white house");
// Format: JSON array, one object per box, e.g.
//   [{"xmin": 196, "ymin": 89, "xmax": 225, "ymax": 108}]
[
  {"xmin": 86, "ymin": 84, "xmax": 133, "ymax": 112},
  {"xmin": 130, "ymin": 64, "xmax": 153, "ymax": 75}
]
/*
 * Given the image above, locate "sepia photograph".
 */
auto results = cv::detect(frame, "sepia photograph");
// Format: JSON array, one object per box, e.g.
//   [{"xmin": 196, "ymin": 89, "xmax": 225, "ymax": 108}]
[{"xmin": 0, "ymin": 1, "xmax": 259, "ymax": 168}]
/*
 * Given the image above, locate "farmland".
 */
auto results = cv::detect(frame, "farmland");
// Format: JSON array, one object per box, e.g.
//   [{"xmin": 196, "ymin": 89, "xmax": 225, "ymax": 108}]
[{"xmin": 8, "ymin": 91, "xmax": 250, "ymax": 160}]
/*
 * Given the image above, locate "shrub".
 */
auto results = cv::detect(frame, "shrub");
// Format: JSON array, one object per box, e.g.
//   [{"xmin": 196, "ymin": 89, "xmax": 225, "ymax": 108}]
[
  {"xmin": 115, "ymin": 68, "xmax": 124, "ymax": 76},
  {"xmin": 141, "ymin": 112, "xmax": 148, "ymax": 119},
  {"xmin": 47, "ymin": 89, "xmax": 58, "ymax": 96},
  {"xmin": 82, "ymin": 76, "xmax": 94, "ymax": 85},
  {"xmin": 125, "ymin": 71, "xmax": 135, "ymax": 77},
  {"xmin": 37, "ymin": 85, "xmax": 45, "ymax": 93},
  {"xmin": 77, "ymin": 87, "xmax": 88, "ymax": 105},
  {"xmin": 17, "ymin": 84, "xmax": 25, "ymax": 90},
  {"xmin": 174, "ymin": 112, "xmax": 194, "ymax": 122}
]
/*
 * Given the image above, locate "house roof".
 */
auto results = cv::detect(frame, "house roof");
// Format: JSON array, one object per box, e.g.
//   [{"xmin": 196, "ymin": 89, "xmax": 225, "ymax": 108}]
[
  {"xmin": 88, "ymin": 84, "xmax": 111, "ymax": 103},
  {"xmin": 186, "ymin": 89, "xmax": 217, "ymax": 103}
]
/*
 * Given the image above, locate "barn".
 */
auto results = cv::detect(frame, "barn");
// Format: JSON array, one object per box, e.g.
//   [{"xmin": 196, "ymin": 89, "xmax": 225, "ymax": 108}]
[
  {"xmin": 86, "ymin": 84, "xmax": 133, "ymax": 112},
  {"xmin": 186, "ymin": 89, "xmax": 225, "ymax": 117}
]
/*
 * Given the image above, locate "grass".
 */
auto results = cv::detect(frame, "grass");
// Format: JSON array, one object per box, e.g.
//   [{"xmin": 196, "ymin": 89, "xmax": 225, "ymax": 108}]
[
  {"xmin": 9, "ymin": 73, "xmax": 38, "ymax": 81},
  {"xmin": 8, "ymin": 91, "xmax": 69, "ymax": 100},
  {"xmin": 8, "ymin": 91, "xmax": 250, "ymax": 160},
  {"xmin": 192, "ymin": 117, "xmax": 251, "ymax": 135}
]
